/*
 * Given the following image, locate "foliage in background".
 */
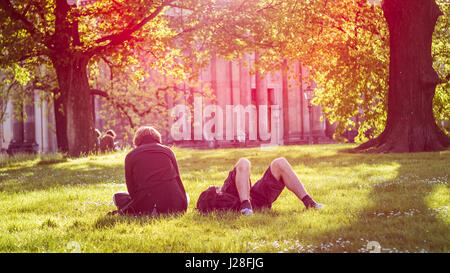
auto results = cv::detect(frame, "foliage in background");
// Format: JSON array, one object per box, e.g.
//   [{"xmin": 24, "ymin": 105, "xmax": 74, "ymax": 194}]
[
  {"xmin": 184, "ymin": 0, "xmax": 389, "ymax": 143},
  {"xmin": 1, "ymin": 0, "xmax": 219, "ymax": 145},
  {"xmin": 87, "ymin": 43, "xmax": 214, "ymax": 142},
  {"xmin": 1, "ymin": 0, "xmax": 448, "ymax": 147},
  {"xmin": 0, "ymin": 61, "xmax": 56, "ymax": 124},
  {"xmin": 432, "ymin": 0, "xmax": 450, "ymax": 135},
  {"xmin": 0, "ymin": 0, "xmax": 221, "ymax": 154},
  {"xmin": 196, "ymin": 0, "xmax": 449, "ymax": 143}
]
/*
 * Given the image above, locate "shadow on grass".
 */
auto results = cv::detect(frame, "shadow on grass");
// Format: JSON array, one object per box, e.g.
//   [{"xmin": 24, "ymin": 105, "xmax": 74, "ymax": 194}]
[
  {"xmin": 92, "ymin": 205, "xmax": 284, "ymax": 231},
  {"xmin": 93, "ymin": 215, "xmax": 153, "ymax": 229},
  {"xmin": 93, "ymin": 210, "xmax": 192, "ymax": 230},
  {"xmin": 283, "ymin": 149, "xmax": 450, "ymax": 252},
  {"xmin": 1, "ymin": 146, "xmax": 448, "ymax": 252},
  {"xmin": 87, "ymin": 148, "xmax": 450, "ymax": 253},
  {"xmin": 175, "ymin": 147, "xmax": 449, "ymax": 252},
  {"xmin": 314, "ymin": 169, "xmax": 448, "ymax": 252},
  {"xmin": 0, "ymin": 155, "xmax": 125, "ymax": 194}
]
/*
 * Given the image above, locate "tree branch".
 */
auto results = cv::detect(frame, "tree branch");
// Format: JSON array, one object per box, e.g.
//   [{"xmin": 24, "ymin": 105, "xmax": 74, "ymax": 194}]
[
  {"xmin": 0, "ymin": 80, "xmax": 18, "ymax": 123},
  {"xmin": 90, "ymin": 89, "xmax": 136, "ymax": 128},
  {"xmin": 91, "ymin": 87, "xmax": 176, "ymax": 129},
  {"xmin": 0, "ymin": 0, "xmax": 47, "ymax": 47},
  {"xmin": 88, "ymin": 0, "xmax": 175, "ymax": 56}
]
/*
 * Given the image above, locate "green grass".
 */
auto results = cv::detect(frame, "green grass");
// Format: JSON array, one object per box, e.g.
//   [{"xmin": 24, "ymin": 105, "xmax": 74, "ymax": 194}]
[{"xmin": 0, "ymin": 144, "xmax": 449, "ymax": 253}]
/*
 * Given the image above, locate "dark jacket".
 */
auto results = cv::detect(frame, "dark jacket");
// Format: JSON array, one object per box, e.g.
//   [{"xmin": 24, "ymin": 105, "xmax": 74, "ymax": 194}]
[
  {"xmin": 124, "ymin": 142, "xmax": 187, "ymax": 214},
  {"xmin": 99, "ymin": 135, "xmax": 115, "ymax": 152}
]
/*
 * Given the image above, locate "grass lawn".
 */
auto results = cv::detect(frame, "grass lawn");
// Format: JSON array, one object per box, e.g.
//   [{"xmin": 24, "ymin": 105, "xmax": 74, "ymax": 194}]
[{"xmin": 0, "ymin": 144, "xmax": 449, "ymax": 253}]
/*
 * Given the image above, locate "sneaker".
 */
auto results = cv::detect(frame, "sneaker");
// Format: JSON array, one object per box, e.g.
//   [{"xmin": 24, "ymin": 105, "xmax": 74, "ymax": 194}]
[
  {"xmin": 308, "ymin": 203, "xmax": 324, "ymax": 210},
  {"xmin": 241, "ymin": 208, "xmax": 254, "ymax": 215},
  {"xmin": 302, "ymin": 195, "xmax": 324, "ymax": 210},
  {"xmin": 240, "ymin": 200, "xmax": 253, "ymax": 215}
]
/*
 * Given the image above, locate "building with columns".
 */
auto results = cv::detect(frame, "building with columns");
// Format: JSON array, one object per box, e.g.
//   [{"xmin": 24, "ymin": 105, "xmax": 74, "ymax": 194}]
[
  {"xmin": 167, "ymin": 53, "xmax": 333, "ymax": 147},
  {"xmin": 0, "ymin": 53, "xmax": 334, "ymax": 155},
  {"xmin": 0, "ymin": 92, "xmax": 58, "ymax": 155},
  {"xmin": 0, "ymin": 1, "xmax": 335, "ymax": 155}
]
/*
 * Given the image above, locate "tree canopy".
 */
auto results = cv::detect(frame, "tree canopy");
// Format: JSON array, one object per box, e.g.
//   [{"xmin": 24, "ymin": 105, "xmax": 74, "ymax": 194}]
[
  {"xmin": 0, "ymin": 0, "xmax": 212, "ymax": 155},
  {"xmin": 1, "ymin": 0, "xmax": 449, "ymax": 154},
  {"xmin": 194, "ymin": 0, "xmax": 449, "ymax": 143}
]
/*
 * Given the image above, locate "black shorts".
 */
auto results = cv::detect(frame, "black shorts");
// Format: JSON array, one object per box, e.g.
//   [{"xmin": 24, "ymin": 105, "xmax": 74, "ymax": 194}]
[{"xmin": 221, "ymin": 166, "xmax": 285, "ymax": 210}]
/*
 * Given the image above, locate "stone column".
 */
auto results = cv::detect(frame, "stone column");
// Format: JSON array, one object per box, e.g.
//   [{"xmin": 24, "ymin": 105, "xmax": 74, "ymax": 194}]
[
  {"xmin": 312, "ymin": 103, "xmax": 328, "ymax": 143},
  {"xmin": 211, "ymin": 55, "xmax": 232, "ymax": 142},
  {"xmin": 281, "ymin": 60, "xmax": 290, "ymax": 144},
  {"xmin": 1, "ymin": 101, "xmax": 13, "ymax": 151},
  {"xmin": 24, "ymin": 102, "xmax": 35, "ymax": 142},
  {"xmin": 23, "ymin": 97, "xmax": 39, "ymax": 152},
  {"xmin": 255, "ymin": 52, "xmax": 269, "ymax": 141},
  {"xmin": 7, "ymin": 98, "xmax": 38, "ymax": 155},
  {"xmin": 230, "ymin": 60, "xmax": 241, "ymax": 143},
  {"xmin": 239, "ymin": 55, "xmax": 253, "ymax": 143},
  {"xmin": 7, "ymin": 102, "xmax": 24, "ymax": 155},
  {"xmin": 239, "ymin": 56, "xmax": 251, "ymax": 106}
]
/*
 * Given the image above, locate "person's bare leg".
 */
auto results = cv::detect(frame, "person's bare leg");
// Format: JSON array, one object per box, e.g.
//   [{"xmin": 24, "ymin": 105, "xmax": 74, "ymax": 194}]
[
  {"xmin": 232, "ymin": 158, "xmax": 253, "ymax": 214},
  {"xmin": 270, "ymin": 157, "xmax": 322, "ymax": 209},
  {"xmin": 270, "ymin": 157, "xmax": 308, "ymax": 200},
  {"xmin": 234, "ymin": 158, "xmax": 251, "ymax": 202}
]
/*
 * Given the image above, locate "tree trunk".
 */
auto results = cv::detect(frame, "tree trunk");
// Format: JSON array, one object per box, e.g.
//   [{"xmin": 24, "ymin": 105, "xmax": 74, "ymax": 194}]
[
  {"xmin": 53, "ymin": 88, "xmax": 69, "ymax": 153},
  {"xmin": 356, "ymin": 0, "xmax": 450, "ymax": 153},
  {"xmin": 46, "ymin": 0, "xmax": 95, "ymax": 156},
  {"xmin": 52, "ymin": 54, "xmax": 96, "ymax": 156}
]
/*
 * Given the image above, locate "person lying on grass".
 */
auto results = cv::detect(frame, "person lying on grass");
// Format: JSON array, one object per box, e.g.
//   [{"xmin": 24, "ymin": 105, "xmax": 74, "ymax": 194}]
[
  {"xmin": 111, "ymin": 126, "xmax": 188, "ymax": 216},
  {"xmin": 197, "ymin": 158, "xmax": 323, "ymax": 215}
]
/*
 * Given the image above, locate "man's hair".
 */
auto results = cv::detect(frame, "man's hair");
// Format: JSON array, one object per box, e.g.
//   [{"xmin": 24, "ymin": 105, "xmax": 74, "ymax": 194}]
[{"xmin": 133, "ymin": 126, "xmax": 162, "ymax": 146}]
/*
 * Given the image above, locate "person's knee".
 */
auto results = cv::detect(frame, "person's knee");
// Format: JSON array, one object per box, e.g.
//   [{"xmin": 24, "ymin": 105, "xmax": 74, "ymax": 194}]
[
  {"xmin": 236, "ymin": 158, "xmax": 251, "ymax": 173},
  {"xmin": 270, "ymin": 157, "xmax": 289, "ymax": 174}
]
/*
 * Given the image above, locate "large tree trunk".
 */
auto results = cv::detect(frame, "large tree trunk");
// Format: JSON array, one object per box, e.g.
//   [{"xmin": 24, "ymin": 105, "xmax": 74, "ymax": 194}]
[
  {"xmin": 52, "ymin": 54, "xmax": 96, "ymax": 156},
  {"xmin": 48, "ymin": 0, "xmax": 96, "ymax": 156},
  {"xmin": 356, "ymin": 0, "xmax": 450, "ymax": 153},
  {"xmin": 53, "ymin": 88, "xmax": 69, "ymax": 153}
]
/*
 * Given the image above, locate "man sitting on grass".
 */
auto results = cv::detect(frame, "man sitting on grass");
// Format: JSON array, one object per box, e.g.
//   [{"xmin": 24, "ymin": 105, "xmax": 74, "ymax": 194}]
[
  {"xmin": 197, "ymin": 158, "xmax": 323, "ymax": 215},
  {"xmin": 114, "ymin": 126, "xmax": 188, "ymax": 216}
]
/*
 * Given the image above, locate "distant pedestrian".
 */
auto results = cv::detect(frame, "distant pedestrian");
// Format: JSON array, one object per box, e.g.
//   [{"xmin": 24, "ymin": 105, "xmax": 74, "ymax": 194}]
[{"xmin": 99, "ymin": 129, "xmax": 116, "ymax": 152}]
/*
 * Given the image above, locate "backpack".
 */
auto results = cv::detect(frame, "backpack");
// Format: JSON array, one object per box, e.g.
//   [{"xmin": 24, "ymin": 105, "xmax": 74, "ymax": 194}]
[{"xmin": 196, "ymin": 186, "xmax": 240, "ymax": 213}]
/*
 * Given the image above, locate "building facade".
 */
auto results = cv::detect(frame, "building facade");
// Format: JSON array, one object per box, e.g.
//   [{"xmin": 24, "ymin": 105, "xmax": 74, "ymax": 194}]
[
  {"xmin": 1, "ymin": 91, "xmax": 58, "ymax": 154},
  {"xmin": 0, "ymin": 54, "xmax": 334, "ymax": 155},
  {"xmin": 167, "ymin": 54, "xmax": 333, "ymax": 147}
]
